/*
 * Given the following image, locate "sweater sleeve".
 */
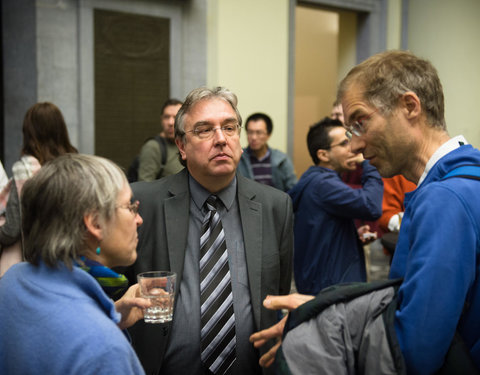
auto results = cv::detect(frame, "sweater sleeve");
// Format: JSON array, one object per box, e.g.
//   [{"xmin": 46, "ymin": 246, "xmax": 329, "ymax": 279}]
[
  {"xmin": 319, "ymin": 160, "xmax": 384, "ymax": 221},
  {"xmin": 138, "ymin": 139, "xmax": 163, "ymax": 182},
  {"xmin": 0, "ymin": 180, "xmax": 21, "ymax": 247}
]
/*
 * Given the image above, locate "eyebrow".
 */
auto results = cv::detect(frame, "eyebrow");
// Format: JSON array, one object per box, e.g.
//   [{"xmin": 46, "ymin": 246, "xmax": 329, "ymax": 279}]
[
  {"xmin": 193, "ymin": 117, "xmax": 238, "ymax": 128},
  {"xmin": 345, "ymin": 109, "xmax": 362, "ymax": 126}
]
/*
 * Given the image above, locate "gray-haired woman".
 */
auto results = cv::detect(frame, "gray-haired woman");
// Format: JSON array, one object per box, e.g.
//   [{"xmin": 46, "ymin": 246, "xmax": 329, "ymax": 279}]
[{"xmin": 0, "ymin": 154, "xmax": 148, "ymax": 374}]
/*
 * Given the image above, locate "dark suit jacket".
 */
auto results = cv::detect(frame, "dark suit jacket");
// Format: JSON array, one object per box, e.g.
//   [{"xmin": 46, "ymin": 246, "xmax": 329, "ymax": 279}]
[{"xmin": 126, "ymin": 169, "xmax": 293, "ymax": 375}]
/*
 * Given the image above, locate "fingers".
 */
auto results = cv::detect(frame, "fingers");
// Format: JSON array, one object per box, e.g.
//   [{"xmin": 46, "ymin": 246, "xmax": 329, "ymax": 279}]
[
  {"xmin": 121, "ymin": 283, "xmax": 141, "ymax": 299},
  {"xmin": 258, "ymin": 341, "xmax": 282, "ymax": 368},
  {"xmin": 264, "ymin": 293, "xmax": 314, "ymax": 311},
  {"xmin": 250, "ymin": 316, "xmax": 286, "ymax": 346},
  {"xmin": 357, "ymin": 225, "xmax": 370, "ymax": 235},
  {"xmin": 128, "ymin": 297, "xmax": 152, "ymax": 309}
]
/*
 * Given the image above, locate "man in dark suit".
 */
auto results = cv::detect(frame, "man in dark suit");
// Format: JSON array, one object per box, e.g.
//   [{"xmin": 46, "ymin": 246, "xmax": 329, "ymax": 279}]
[{"xmin": 126, "ymin": 86, "xmax": 293, "ymax": 375}]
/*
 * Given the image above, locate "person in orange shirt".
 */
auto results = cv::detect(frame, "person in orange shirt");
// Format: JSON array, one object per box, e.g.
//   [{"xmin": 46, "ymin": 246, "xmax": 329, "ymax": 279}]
[{"xmin": 378, "ymin": 175, "xmax": 416, "ymax": 256}]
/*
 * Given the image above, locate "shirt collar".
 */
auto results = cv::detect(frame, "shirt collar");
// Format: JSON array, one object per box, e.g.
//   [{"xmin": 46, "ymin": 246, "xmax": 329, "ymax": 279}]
[
  {"xmin": 417, "ymin": 135, "xmax": 468, "ymax": 186},
  {"xmin": 189, "ymin": 173, "xmax": 237, "ymax": 211}
]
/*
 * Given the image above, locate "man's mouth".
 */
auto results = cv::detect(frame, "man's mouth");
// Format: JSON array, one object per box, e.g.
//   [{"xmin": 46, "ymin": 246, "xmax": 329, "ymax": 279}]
[{"xmin": 211, "ymin": 153, "xmax": 231, "ymax": 161}]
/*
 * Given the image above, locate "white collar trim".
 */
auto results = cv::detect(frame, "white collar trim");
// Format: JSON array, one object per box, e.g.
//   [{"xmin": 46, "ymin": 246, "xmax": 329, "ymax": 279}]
[{"xmin": 417, "ymin": 135, "xmax": 468, "ymax": 186}]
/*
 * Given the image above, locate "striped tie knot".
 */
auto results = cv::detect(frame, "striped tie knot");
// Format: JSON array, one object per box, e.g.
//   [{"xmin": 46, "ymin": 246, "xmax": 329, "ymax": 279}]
[{"xmin": 206, "ymin": 195, "xmax": 219, "ymax": 211}]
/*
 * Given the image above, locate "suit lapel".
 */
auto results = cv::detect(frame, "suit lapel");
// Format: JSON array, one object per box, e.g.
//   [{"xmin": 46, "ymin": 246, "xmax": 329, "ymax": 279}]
[
  {"xmin": 237, "ymin": 175, "xmax": 263, "ymax": 328},
  {"xmin": 164, "ymin": 170, "xmax": 190, "ymax": 284}
]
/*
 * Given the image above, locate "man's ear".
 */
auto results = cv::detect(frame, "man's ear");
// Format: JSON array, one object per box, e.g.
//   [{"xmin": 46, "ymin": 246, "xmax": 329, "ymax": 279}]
[
  {"xmin": 84, "ymin": 212, "xmax": 102, "ymax": 242},
  {"xmin": 175, "ymin": 137, "xmax": 187, "ymax": 162},
  {"xmin": 317, "ymin": 149, "xmax": 330, "ymax": 163},
  {"xmin": 401, "ymin": 91, "xmax": 422, "ymax": 120}
]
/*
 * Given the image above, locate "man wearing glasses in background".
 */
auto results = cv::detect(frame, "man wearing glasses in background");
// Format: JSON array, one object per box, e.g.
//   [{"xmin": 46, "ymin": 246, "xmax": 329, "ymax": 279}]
[
  {"xmin": 125, "ymin": 86, "xmax": 293, "ymax": 375},
  {"xmin": 237, "ymin": 112, "xmax": 297, "ymax": 192},
  {"xmin": 288, "ymin": 117, "xmax": 383, "ymax": 296}
]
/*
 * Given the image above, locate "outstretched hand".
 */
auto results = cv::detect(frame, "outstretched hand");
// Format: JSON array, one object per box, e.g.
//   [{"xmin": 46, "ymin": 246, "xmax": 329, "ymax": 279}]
[
  {"xmin": 249, "ymin": 293, "xmax": 314, "ymax": 368},
  {"xmin": 114, "ymin": 284, "xmax": 151, "ymax": 330}
]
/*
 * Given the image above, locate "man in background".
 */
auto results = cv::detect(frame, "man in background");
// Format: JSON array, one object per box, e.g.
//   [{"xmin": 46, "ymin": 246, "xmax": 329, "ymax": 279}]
[
  {"xmin": 137, "ymin": 98, "xmax": 184, "ymax": 181},
  {"xmin": 288, "ymin": 117, "xmax": 383, "ymax": 295},
  {"xmin": 238, "ymin": 113, "xmax": 297, "ymax": 192},
  {"xmin": 330, "ymin": 99, "xmax": 344, "ymax": 124},
  {"xmin": 332, "ymin": 100, "xmax": 384, "ymax": 277}
]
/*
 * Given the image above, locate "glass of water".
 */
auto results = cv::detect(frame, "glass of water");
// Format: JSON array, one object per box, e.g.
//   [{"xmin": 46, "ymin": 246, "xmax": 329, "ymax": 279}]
[{"xmin": 137, "ymin": 271, "xmax": 176, "ymax": 324}]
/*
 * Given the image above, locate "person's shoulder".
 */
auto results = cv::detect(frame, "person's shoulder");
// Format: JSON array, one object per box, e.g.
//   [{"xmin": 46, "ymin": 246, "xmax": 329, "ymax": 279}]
[
  {"xmin": 132, "ymin": 169, "xmax": 187, "ymax": 196},
  {"xmin": 141, "ymin": 137, "xmax": 162, "ymax": 150},
  {"xmin": 270, "ymin": 148, "xmax": 292, "ymax": 162},
  {"xmin": 239, "ymin": 148, "xmax": 250, "ymax": 160},
  {"xmin": 270, "ymin": 148, "xmax": 288, "ymax": 157},
  {"xmin": 238, "ymin": 173, "xmax": 290, "ymax": 200},
  {"xmin": 239, "ymin": 149, "xmax": 249, "ymax": 160},
  {"xmin": 307, "ymin": 166, "xmax": 337, "ymax": 183},
  {"xmin": 12, "ymin": 155, "xmax": 40, "ymax": 172}
]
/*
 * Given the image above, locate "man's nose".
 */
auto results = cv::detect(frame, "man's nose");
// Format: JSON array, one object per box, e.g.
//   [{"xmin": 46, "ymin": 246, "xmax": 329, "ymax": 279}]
[
  {"xmin": 350, "ymin": 134, "xmax": 365, "ymax": 154},
  {"xmin": 213, "ymin": 127, "xmax": 227, "ymax": 143}
]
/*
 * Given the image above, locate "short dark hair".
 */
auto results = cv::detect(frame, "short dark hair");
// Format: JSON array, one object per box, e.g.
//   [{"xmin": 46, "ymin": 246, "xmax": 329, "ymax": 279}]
[
  {"xmin": 307, "ymin": 117, "xmax": 344, "ymax": 165},
  {"xmin": 245, "ymin": 112, "xmax": 273, "ymax": 135},
  {"xmin": 161, "ymin": 98, "xmax": 183, "ymax": 115}
]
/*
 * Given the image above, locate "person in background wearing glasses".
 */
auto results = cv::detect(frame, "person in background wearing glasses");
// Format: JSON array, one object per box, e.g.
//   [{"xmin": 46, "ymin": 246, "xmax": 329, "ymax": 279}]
[
  {"xmin": 237, "ymin": 113, "xmax": 297, "ymax": 192},
  {"xmin": 124, "ymin": 86, "xmax": 293, "ymax": 375},
  {"xmin": 287, "ymin": 116, "xmax": 383, "ymax": 296},
  {"xmin": 0, "ymin": 154, "xmax": 149, "ymax": 374},
  {"xmin": 251, "ymin": 51, "xmax": 480, "ymax": 374},
  {"xmin": 331, "ymin": 100, "xmax": 385, "ymax": 279}
]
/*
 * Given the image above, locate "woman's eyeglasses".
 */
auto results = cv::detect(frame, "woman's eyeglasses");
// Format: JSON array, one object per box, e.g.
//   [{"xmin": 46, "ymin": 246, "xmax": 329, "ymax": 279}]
[{"xmin": 117, "ymin": 200, "xmax": 140, "ymax": 215}]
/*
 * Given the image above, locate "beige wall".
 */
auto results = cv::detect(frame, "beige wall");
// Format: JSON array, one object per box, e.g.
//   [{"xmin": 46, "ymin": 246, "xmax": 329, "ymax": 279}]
[
  {"xmin": 207, "ymin": 0, "xmax": 290, "ymax": 151},
  {"xmin": 386, "ymin": 0, "xmax": 402, "ymax": 50},
  {"xmin": 408, "ymin": 0, "xmax": 480, "ymax": 147},
  {"xmin": 293, "ymin": 6, "xmax": 357, "ymax": 176},
  {"xmin": 337, "ymin": 10, "xmax": 357, "ymax": 86}
]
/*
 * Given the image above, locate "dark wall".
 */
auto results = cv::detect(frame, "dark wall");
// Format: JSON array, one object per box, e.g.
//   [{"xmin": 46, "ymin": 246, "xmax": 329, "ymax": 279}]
[{"xmin": 1, "ymin": 0, "xmax": 37, "ymax": 174}]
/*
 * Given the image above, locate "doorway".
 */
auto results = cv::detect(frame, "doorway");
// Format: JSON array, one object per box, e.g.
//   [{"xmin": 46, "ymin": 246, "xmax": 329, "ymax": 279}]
[{"xmin": 293, "ymin": 4, "xmax": 357, "ymax": 176}]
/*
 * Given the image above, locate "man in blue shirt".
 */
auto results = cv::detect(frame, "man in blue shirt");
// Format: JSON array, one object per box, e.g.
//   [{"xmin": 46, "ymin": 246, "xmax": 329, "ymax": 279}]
[
  {"xmin": 288, "ymin": 117, "xmax": 383, "ymax": 295},
  {"xmin": 251, "ymin": 51, "xmax": 480, "ymax": 375}
]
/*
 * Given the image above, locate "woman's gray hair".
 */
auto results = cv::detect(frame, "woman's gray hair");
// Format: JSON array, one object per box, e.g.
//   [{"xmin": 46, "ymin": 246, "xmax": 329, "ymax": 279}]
[
  {"xmin": 21, "ymin": 153, "xmax": 127, "ymax": 268},
  {"xmin": 174, "ymin": 86, "xmax": 243, "ymax": 139}
]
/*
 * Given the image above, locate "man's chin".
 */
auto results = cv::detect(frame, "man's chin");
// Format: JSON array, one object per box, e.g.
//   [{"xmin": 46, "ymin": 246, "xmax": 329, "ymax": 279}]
[
  {"xmin": 210, "ymin": 161, "xmax": 237, "ymax": 176},
  {"xmin": 345, "ymin": 163, "xmax": 358, "ymax": 171},
  {"xmin": 369, "ymin": 159, "xmax": 396, "ymax": 178}
]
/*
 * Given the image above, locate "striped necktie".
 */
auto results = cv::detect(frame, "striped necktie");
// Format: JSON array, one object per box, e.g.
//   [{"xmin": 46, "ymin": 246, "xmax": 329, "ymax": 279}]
[{"xmin": 200, "ymin": 196, "xmax": 236, "ymax": 374}]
